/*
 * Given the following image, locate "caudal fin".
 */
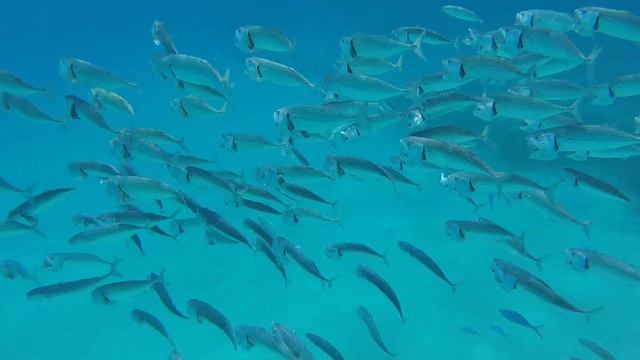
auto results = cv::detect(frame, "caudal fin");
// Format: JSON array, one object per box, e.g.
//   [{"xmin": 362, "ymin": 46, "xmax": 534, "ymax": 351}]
[
  {"xmin": 413, "ymin": 32, "xmax": 426, "ymax": 61},
  {"xmin": 533, "ymin": 325, "xmax": 544, "ymax": 338},
  {"xmin": 581, "ymin": 221, "xmax": 592, "ymax": 239},
  {"xmin": 533, "ymin": 254, "xmax": 551, "ymax": 271},
  {"xmin": 451, "ymin": 280, "xmax": 464, "ymax": 293},
  {"xmin": 584, "ymin": 306, "xmax": 604, "ymax": 323},
  {"xmin": 568, "ymin": 98, "xmax": 583, "ymax": 123},
  {"xmin": 394, "ymin": 55, "xmax": 404, "ymax": 73}
]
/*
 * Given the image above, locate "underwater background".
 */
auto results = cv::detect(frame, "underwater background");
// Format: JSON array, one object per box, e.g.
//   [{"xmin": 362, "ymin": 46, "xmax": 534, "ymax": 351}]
[{"xmin": 1, "ymin": 0, "xmax": 640, "ymax": 359}]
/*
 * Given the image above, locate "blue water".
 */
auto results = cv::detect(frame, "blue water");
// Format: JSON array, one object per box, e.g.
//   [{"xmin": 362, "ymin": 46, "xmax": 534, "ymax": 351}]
[{"xmin": 2, "ymin": 1, "xmax": 640, "ymax": 359}]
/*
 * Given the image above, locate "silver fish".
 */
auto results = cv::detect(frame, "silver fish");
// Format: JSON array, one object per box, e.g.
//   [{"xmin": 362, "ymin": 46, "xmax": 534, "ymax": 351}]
[
  {"xmin": 245, "ymin": 57, "xmax": 313, "ymax": 87},
  {"xmin": 500, "ymin": 26, "xmax": 600, "ymax": 63},
  {"xmin": 119, "ymin": 128, "xmax": 187, "ymax": 152},
  {"xmin": 357, "ymin": 305, "xmax": 396, "ymax": 356},
  {"xmin": 575, "ymin": 6, "xmax": 640, "ymax": 42},
  {"xmin": 325, "ymin": 242, "xmax": 387, "ymax": 263},
  {"xmin": 410, "ymin": 72, "xmax": 472, "ymax": 97},
  {"xmin": 92, "ymin": 274, "xmax": 160, "ymax": 304},
  {"xmin": 397, "ymin": 241, "xmax": 460, "ymax": 291},
  {"xmin": 59, "ymin": 58, "xmax": 136, "ymax": 89},
  {"xmin": 417, "ymin": 91, "xmax": 481, "ymax": 119},
  {"xmin": 0, "ymin": 220, "xmax": 44, "ymax": 239},
  {"xmin": 0, "ymin": 70, "xmax": 45, "ymax": 95},
  {"xmin": 509, "ymin": 79, "xmax": 589, "ymax": 101},
  {"xmin": 235, "ymin": 25, "xmax": 294, "ymax": 53},
  {"xmin": 411, "ymin": 125, "xmax": 486, "ymax": 145},
  {"xmin": 235, "ymin": 325, "xmax": 287, "ymax": 355},
  {"xmin": 280, "ymin": 237, "xmax": 334, "ymax": 285},
  {"xmin": 306, "ymin": 333, "xmax": 344, "ymax": 360},
  {"xmin": 325, "ymin": 155, "xmax": 393, "ymax": 183},
  {"xmin": 0, "ymin": 259, "xmax": 38, "ymax": 282},
  {"xmin": 2, "ymin": 92, "xmax": 61, "ymax": 124},
  {"xmin": 491, "ymin": 258, "xmax": 602, "ymax": 318},
  {"xmin": 474, "ymin": 94, "xmax": 581, "ymax": 122},
  {"xmin": 89, "ymin": 88, "xmax": 134, "ymax": 115},
  {"xmin": 355, "ymin": 265, "xmax": 404, "ymax": 320},
  {"xmin": 65, "ymin": 95, "xmax": 115, "ymax": 133},
  {"xmin": 172, "ymin": 95, "xmax": 226, "ymax": 118},
  {"xmin": 220, "ymin": 133, "xmax": 285, "ymax": 152},
  {"xmin": 442, "ymin": 5, "xmax": 483, "ymax": 22},
  {"xmin": 442, "ymin": 55, "xmax": 527, "ymax": 82},
  {"xmin": 323, "ymin": 73, "xmax": 411, "ymax": 102},
  {"xmin": 151, "ymin": 20, "xmax": 178, "ymax": 55},
  {"xmin": 340, "ymin": 33, "xmax": 424, "ymax": 60},
  {"xmin": 446, "ymin": 218, "xmax": 518, "ymax": 241},
  {"xmin": 0, "ymin": 176, "xmax": 32, "ymax": 196},
  {"xmin": 272, "ymin": 322, "xmax": 314, "ymax": 360},
  {"xmin": 7, "ymin": 187, "xmax": 75, "ymax": 224},
  {"xmin": 68, "ymin": 160, "xmax": 122, "ymax": 179},
  {"xmin": 155, "ymin": 54, "xmax": 230, "ymax": 93},
  {"xmin": 338, "ymin": 55, "xmax": 403, "ymax": 76},
  {"xmin": 68, "ymin": 223, "xmax": 145, "ymax": 244},
  {"xmin": 393, "ymin": 26, "xmax": 452, "ymax": 45},
  {"xmin": 515, "ymin": 10, "xmax": 576, "ymax": 32},
  {"xmin": 516, "ymin": 190, "xmax": 591, "ymax": 237},
  {"xmin": 561, "ymin": 168, "xmax": 629, "ymax": 202},
  {"xmin": 131, "ymin": 309, "xmax": 175, "ymax": 347},
  {"xmin": 567, "ymin": 248, "xmax": 640, "ymax": 283},
  {"xmin": 27, "ymin": 263, "xmax": 118, "ymax": 299},
  {"xmin": 42, "ymin": 252, "xmax": 115, "ymax": 271},
  {"xmin": 282, "ymin": 208, "xmax": 342, "ymax": 226},
  {"xmin": 188, "ymin": 299, "xmax": 237, "ymax": 351},
  {"xmin": 578, "ymin": 338, "xmax": 617, "ymax": 360}
]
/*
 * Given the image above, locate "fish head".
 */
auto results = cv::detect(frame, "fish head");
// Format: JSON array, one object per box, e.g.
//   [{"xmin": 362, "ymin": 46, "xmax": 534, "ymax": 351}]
[
  {"xmin": 442, "ymin": 58, "xmax": 465, "ymax": 80},
  {"xmin": 254, "ymin": 166, "xmax": 279, "ymax": 187},
  {"xmin": 399, "ymin": 137, "xmax": 426, "ymax": 161},
  {"xmin": 244, "ymin": 58, "xmax": 261, "ymax": 81},
  {"xmin": 321, "ymin": 75, "xmax": 342, "ymax": 101},
  {"xmin": 58, "ymin": 58, "xmax": 76, "ymax": 82},
  {"xmin": 405, "ymin": 109, "xmax": 426, "ymax": 128},
  {"xmin": 478, "ymin": 33, "xmax": 499, "ymax": 55},
  {"xmin": 388, "ymin": 156, "xmax": 406, "ymax": 171},
  {"xmin": 515, "ymin": 11, "xmax": 535, "ymax": 27},
  {"xmin": 445, "ymin": 221, "xmax": 465, "ymax": 240},
  {"xmin": 439, "ymin": 172, "xmax": 450, "ymax": 187},
  {"xmin": 391, "ymin": 27, "xmax": 411, "ymax": 43},
  {"xmin": 590, "ymin": 83, "xmax": 615, "ymax": 106},
  {"xmin": 560, "ymin": 169, "xmax": 579, "ymax": 187},
  {"xmin": 324, "ymin": 156, "xmax": 344, "ymax": 177},
  {"xmin": 219, "ymin": 133, "xmax": 237, "ymax": 152},
  {"xmin": 525, "ymin": 132, "xmax": 558, "ymax": 160},
  {"xmin": 324, "ymin": 245, "xmax": 340, "ymax": 260},
  {"xmin": 234, "ymin": 27, "xmax": 254, "ymax": 52},
  {"xmin": 473, "ymin": 100, "xmax": 496, "ymax": 122},
  {"xmin": 566, "ymin": 248, "xmax": 589, "ymax": 271},
  {"xmin": 508, "ymin": 84, "xmax": 532, "ymax": 97},
  {"xmin": 519, "ymin": 119, "xmax": 541, "ymax": 132},
  {"xmin": 490, "ymin": 260, "xmax": 518, "ymax": 290},
  {"xmin": 574, "ymin": 8, "xmax": 599, "ymax": 35},
  {"xmin": 461, "ymin": 28, "xmax": 480, "ymax": 46},
  {"xmin": 273, "ymin": 108, "xmax": 295, "ymax": 136},
  {"xmin": 282, "ymin": 209, "xmax": 297, "ymax": 225},
  {"xmin": 499, "ymin": 26, "xmax": 524, "ymax": 54},
  {"xmin": 337, "ymin": 124, "xmax": 361, "ymax": 142},
  {"xmin": 338, "ymin": 36, "xmax": 356, "ymax": 59}
]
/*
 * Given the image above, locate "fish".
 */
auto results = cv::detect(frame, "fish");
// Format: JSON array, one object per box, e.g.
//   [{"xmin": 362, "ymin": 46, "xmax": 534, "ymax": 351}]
[
  {"xmin": 306, "ymin": 333, "xmax": 344, "ymax": 360},
  {"xmin": 220, "ymin": 133, "xmax": 285, "ymax": 152},
  {"xmin": 178, "ymin": 80, "xmax": 227, "ymax": 101},
  {"xmin": 273, "ymin": 102, "xmax": 366, "ymax": 138},
  {"xmin": 381, "ymin": 165, "xmax": 420, "ymax": 189},
  {"xmin": 561, "ymin": 168, "xmax": 629, "ymax": 202},
  {"xmin": 155, "ymin": 54, "xmax": 230, "ymax": 93},
  {"xmin": 227, "ymin": 195, "xmax": 282, "ymax": 216},
  {"xmin": 568, "ymin": 145, "xmax": 640, "ymax": 161},
  {"xmin": 442, "ymin": 5, "xmax": 483, "ymax": 22},
  {"xmin": 519, "ymin": 115, "xmax": 579, "ymax": 132},
  {"xmin": 68, "ymin": 223, "xmax": 145, "ymax": 244},
  {"xmin": 416, "ymin": 92, "xmax": 481, "ymax": 119},
  {"xmin": 255, "ymin": 236, "xmax": 288, "ymax": 287},
  {"xmin": 500, "ymin": 27, "xmax": 600, "ymax": 63},
  {"xmin": 505, "ymin": 237, "xmax": 549, "ymax": 271},
  {"xmin": 282, "ymin": 207, "xmax": 342, "ymax": 226},
  {"xmin": 277, "ymin": 178, "xmax": 335, "ymax": 207},
  {"xmin": 148, "ymin": 271, "xmax": 187, "ymax": 319},
  {"xmin": 242, "ymin": 218, "xmax": 276, "ymax": 247},
  {"xmin": 509, "ymin": 79, "xmax": 589, "ymax": 101},
  {"xmin": 0, "ymin": 219, "xmax": 44, "ymax": 239},
  {"xmin": 442, "ymin": 55, "xmax": 527, "ymax": 82},
  {"xmin": 89, "ymin": 88, "xmax": 134, "ymax": 115},
  {"xmin": 567, "ymin": 248, "xmax": 640, "ymax": 282},
  {"xmin": 0, "ymin": 70, "xmax": 45, "ymax": 95},
  {"xmin": 151, "ymin": 20, "xmax": 178, "ymax": 55},
  {"xmin": 357, "ymin": 305, "xmax": 396, "ymax": 356},
  {"xmin": 340, "ymin": 33, "xmax": 424, "ymax": 60},
  {"xmin": 7, "ymin": 187, "xmax": 75, "ymax": 224},
  {"xmin": 446, "ymin": 218, "xmax": 519, "ymax": 241},
  {"xmin": 95, "ymin": 209, "xmax": 178, "ymax": 225},
  {"xmin": 491, "ymin": 258, "xmax": 602, "ymax": 319},
  {"xmin": 0, "ymin": 176, "xmax": 32, "ymax": 196},
  {"xmin": 27, "ymin": 262, "xmax": 119, "ymax": 298},
  {"xmin": 515, "ymin": 10, "xmax": 576, "ymax": 32},
  {"xmin": 110, "ymin": 136, "xmax": 175, "ymax": 166},
  {"xmin": 516, "ymin": 189, "xmax": 591, "ymax": 237},
  {"xmin": 279, "ymin": 237, "xmax": 334, "ymax": 286},
  {"xmin": 187, "ymin": 299, "xmax": 237, "ymax": 351},
  {"xmin": 338, "ymin": 56, "xmax": 403, "ymax": 76},
  {"xmin": 325, "ymin": 155, "xmax": 393, "ymax": 184},
  {"xmin": 397, "ymin": 241, "xmax": 461, "ymax": 291},
  {"xmin": 245, "ymin": 57, "xmax": 313, "ymax": 88},
  {"xmin": 235, "ymin": 25, "xmax": 294, "ymax": 53},
  {"xmin": 235, "ymin": 325, "xmax": 284, "ymax": 354},
  {"xmin": 323, "ymin": 73, "xmax": 411, "ymax": 102},
  {"xmin": 101, "ymin": 175, "xmax": 183, "ymax": 204},
  {"xmin": 131, "ymin": 309, "xmax": 176, "ymax": 347},
  {"xmin": 65, "ymin": 95, "xmax": 115, "ymax": 133},
  {"xmin": 118, "ymin": 128, "xmax": 187, "ymax": 152},
  {"xmin": 460, "ymin": 326, "xmax": 481, "ymax": 336},
  {"xmin": 255, "ymin": 165, "xmax": 333, "ymax": 186},
  {"xmin": 181, "ymin": 166, "xmax": 243, "ymax": 194},
  {"xmin": 194, "ymin": 206, "xmax": 254, "ymax": 250},
  {"xmin": 240, "ymin": 184, "xmax": 285, "ymax": 206},
  {"xmin": 325, "ymin": 242, "xmax": 387, "ymax": 263},
  {"xmin": 400, "ymin": 136, "xmax": 500, "ymax": 177},
  {"xmin": 499, "ymin": 309, "xmax": 543, "ymax": 337},
  {"xmin": 42, "ymin": 252, "xmax": 117, "ymax": 272},
  {"xmin": 272, "ymin": 322, "xmax": 314, "ymax": 360},
  {"xmin": 68, "ymin": 160, "xmax": 122, "ymax": 179},
  {"xmin": 0, "ymin": 259, "xmax": 38, "ymax": 283},
  {"xmin": 575, "ymin": 6, "xmax": 640, "ymax": 43},
  {"xmin": 578, "ymin": 338, "xmax": 617, "ymax": 360},
  {"xmin": 355, "ymin": 265, "xmax": 404, "ymax": 321},
  {"xmin": 411, "ymin": 125, "xmax": 486, "ymax": 145},
  {"xmin": 526, "ymin": 125, "xmax": 640, "ymax": 160},
  {"xmin": 91, "ymin": 273, "xmax": 160, "ymax": 304},
  {"xmin": 489, "ymin": 324, "xmax": 509, "ymax": 338},
  {"xmin": 609, "ymin": 73, "xmax": 640, "ymax": 99},
  {"xmin": 474, "ymin": 94, "xmax": 581, "ymax": 122},
  {"xmin": 172, "ymin": 95, "xmax": 226, "ymax": 117},
  {"xmin": 59, "ymin": 58, "xmax": 136, "ymax": 89},
  {"xmin": 393, "ymin": 26, "xmax": 452, "ymax": 46},
  {"xmin": 410, "ymin": 72, "xmax": 472, "ymax": 96},
  {"xmin": 2, "ymin": 92, "xmax": 62, "ymax": 124}
]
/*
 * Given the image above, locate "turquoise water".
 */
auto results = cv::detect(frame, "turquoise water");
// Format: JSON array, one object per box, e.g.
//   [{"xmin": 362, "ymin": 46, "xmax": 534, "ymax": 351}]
[{"xmin": 2, "ymin": 1, "xmax": 640, "ymax": 359}]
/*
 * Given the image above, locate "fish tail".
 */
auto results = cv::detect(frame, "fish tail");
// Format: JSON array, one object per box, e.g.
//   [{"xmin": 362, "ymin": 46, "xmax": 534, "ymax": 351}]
[
  {"xmin": 395, "ymin": 55, "xmax": 404, "ymax": 73},
  {"xmin": 581, "ymin": 220, "xmax": 592, "ymax": 239},
  {"xmin": 218, "ymin": 102, "xmax": 228, "ymax": 115},
  {"xmin": 584, "ymin": 306, "xmax": 604, "ymax": 323},
  {"xmin": 533, "ymin": 254, "xmax": 551, "ymax": 272},
  {"xmin": 568, "ymin": 97, "xmax": 583, "ymax": 123},
  {"xmin": 31, "ymin": 218, "xmax": 47, "ymax": 240},
  {"xmin": 177, "ymin": 137, "xmax": 189, "ymax": 153},
  {"xmin": 584, "ymin": 46, "xmax": 602, "ymax": 82},
  {"xmin": 451, "ymin": 280, "xmax": 463, "ymax": 293},
  {"xmin": 221, "ymin": 68, "xmax": 231, "ymax": 85},
  {"xmin": 130, "ymin": 234, "xmax": 145, "ymax": 255},
  {"xmin": 381, "ymin": 251, "xmax": 390, "ymax": 265},
  {"xmin": 533, "ymin": 325, "xmax": 544, "ymax": 338},
  {"xmin": 412, "ymin": 31, "xmax": 426, "ymax": 60},
  {"xmin": 109, "ymin": 258, "xmax": 122, "ymax": 277}
]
